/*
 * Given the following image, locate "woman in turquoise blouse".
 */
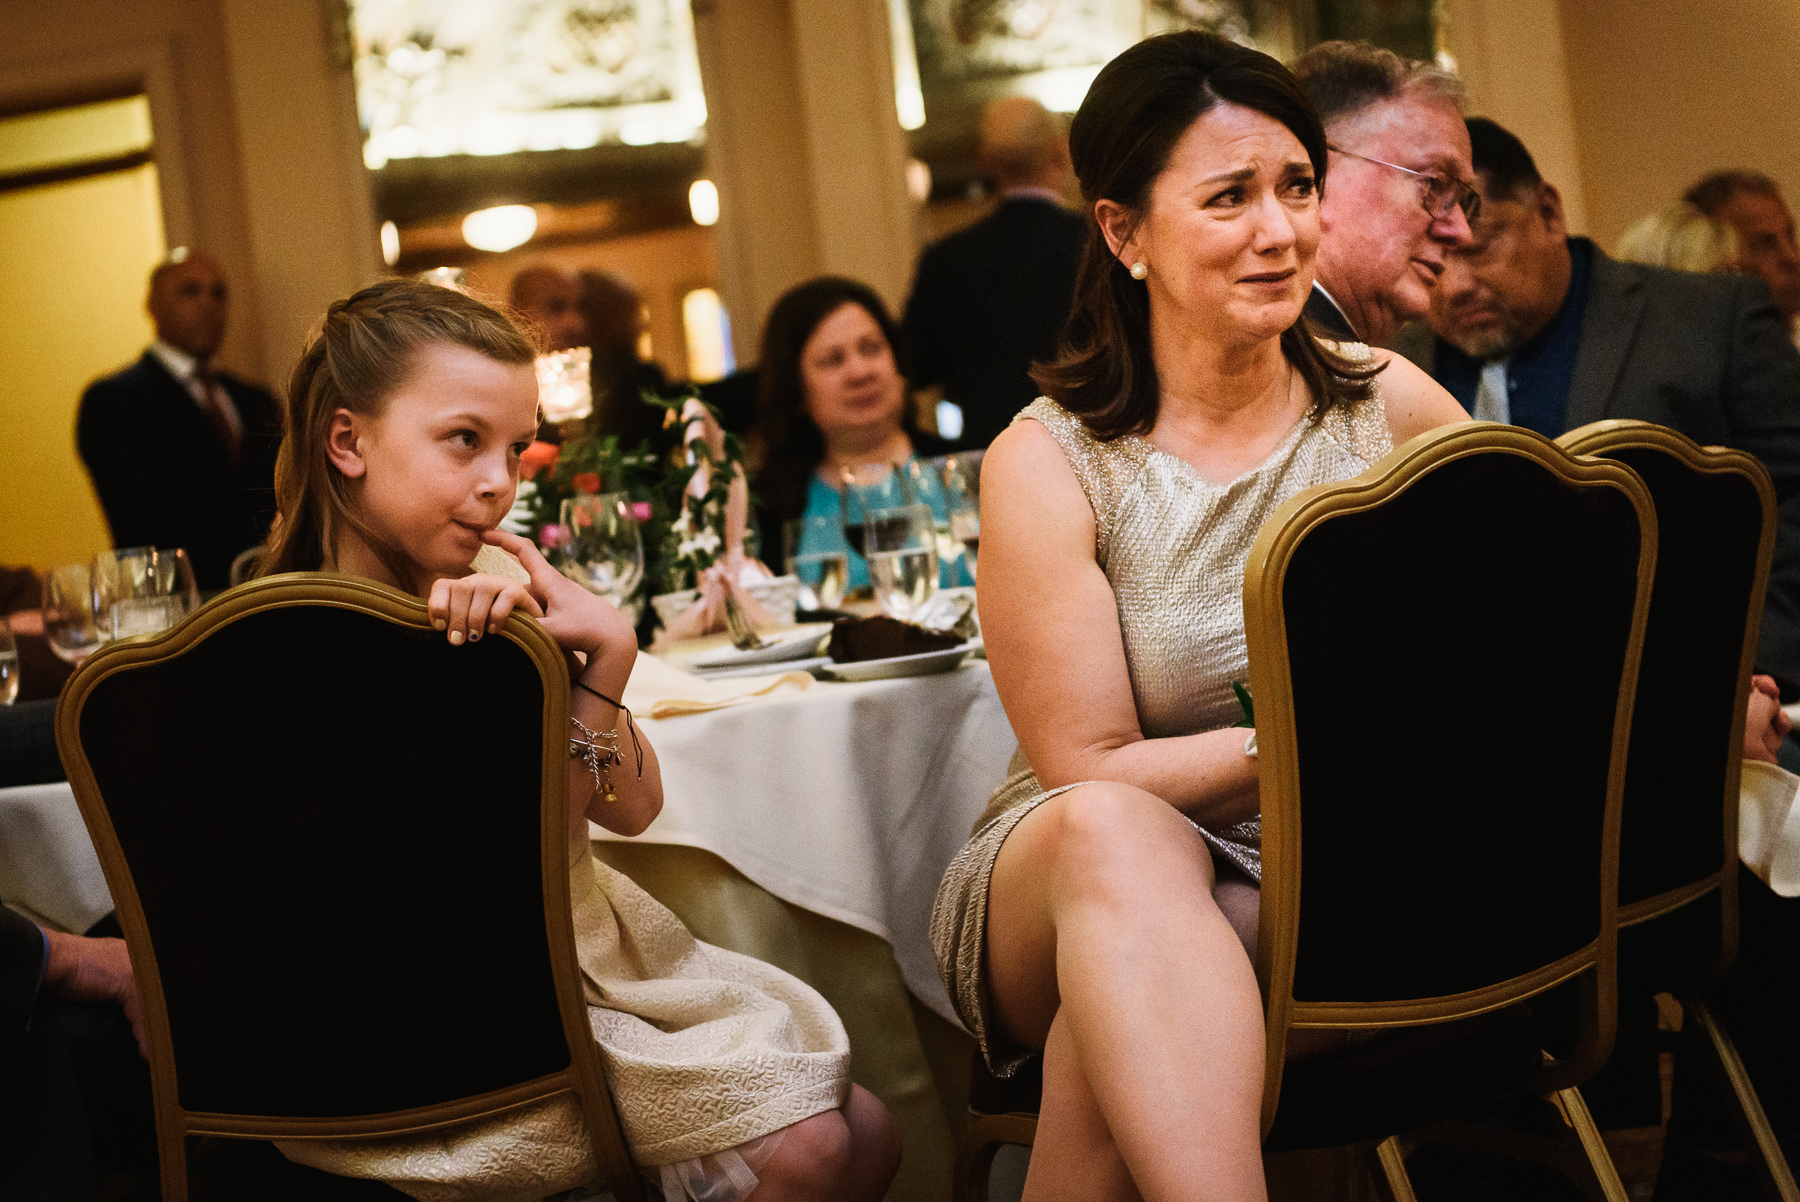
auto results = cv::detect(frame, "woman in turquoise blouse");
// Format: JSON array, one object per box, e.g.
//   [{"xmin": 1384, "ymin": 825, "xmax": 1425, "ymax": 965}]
[{"xmin": 752, "ymin": 277, "xmax": 972, "ymax": 591}]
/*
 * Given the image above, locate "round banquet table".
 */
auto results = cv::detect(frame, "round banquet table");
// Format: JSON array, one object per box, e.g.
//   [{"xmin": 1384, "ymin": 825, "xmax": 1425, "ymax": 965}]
[{"xmin": 595, "ymin": 649, "xmax": 1018, "ymax": 1201}]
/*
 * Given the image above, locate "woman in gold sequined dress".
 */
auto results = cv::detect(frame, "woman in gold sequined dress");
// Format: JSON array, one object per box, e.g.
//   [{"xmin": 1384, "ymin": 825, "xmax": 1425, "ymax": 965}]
[{"xmin": 929, "ymin": 32, "xmax": 1467, "ymax": 1199}]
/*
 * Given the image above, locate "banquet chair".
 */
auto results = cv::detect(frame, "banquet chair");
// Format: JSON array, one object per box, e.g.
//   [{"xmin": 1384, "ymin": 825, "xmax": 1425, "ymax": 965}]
[
  {"xmin": 956, "ymin": 424, "xmax": 1657, "ymax": 1202},
  {"xmin": 1553, "ymin": 419, "xmax": 1798, "ymax": 1201},
  {"xmin": 55, "ymin": 574, "xmax": 644, "ymax": 1202}
]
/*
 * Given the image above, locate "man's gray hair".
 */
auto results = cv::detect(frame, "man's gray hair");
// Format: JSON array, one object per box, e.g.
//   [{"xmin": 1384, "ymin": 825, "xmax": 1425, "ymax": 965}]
[{"xmin": 1289, "ymin": 39, "xmax": 1466, "ymax": 130}]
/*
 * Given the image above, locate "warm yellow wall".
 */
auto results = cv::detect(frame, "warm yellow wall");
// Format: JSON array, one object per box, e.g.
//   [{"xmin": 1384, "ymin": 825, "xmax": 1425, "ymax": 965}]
[
  {"xmin": 0, "ymin": 164, "xmax": 165, "ymax": 570},
  {"xmin": 1557, "ymin": 0, "xmax": 1800, "ymax": 251}
]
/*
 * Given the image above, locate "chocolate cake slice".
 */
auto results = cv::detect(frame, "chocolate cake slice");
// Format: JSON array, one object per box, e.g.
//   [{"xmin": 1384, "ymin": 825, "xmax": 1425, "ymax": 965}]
[{"xmin": 827, "ymin": 614, "xmax": 962, "ymax": 663}]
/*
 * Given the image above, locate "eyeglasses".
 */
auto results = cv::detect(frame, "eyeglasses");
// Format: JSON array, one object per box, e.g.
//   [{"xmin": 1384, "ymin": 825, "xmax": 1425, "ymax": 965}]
[{"xmin": 1328, "ymin": 146, "xmax": 1482, "ymax": 225}]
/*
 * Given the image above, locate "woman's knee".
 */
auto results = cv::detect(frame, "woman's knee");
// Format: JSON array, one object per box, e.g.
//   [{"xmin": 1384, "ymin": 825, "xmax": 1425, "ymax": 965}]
[{"xmin": 1036, "ymin": 782, "xmax": 1209, "ymax": 898}]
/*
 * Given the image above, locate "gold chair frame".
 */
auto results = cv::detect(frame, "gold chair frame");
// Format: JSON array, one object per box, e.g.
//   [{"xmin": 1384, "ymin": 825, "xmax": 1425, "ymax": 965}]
[
  {"xmin": 56, "ymin": 573, "xmax": 643, "ymax": 1202},
  {"xmin": 1243, "ymin": 423, "xmax": 1659, "ymax": 1202},
  {"xmin": 1557, "ymin": 418, "xmax": 1798, "ymax": 1202}
]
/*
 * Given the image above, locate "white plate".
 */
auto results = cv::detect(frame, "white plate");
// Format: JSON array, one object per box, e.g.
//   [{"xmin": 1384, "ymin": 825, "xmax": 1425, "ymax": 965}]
[
  {"xmin": 814, "ymin": 641, "xmax": 979, "ymax": 682},
  {"xmin": 687, "ymin": 625, "xmax": 831, "ymax": 670}
]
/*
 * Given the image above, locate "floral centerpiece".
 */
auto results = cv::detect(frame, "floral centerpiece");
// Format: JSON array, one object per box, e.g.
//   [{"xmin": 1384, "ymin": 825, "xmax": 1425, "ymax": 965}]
[{"xmin": 510, "ymin": 388, "xmax": 751, "ymax": 629}]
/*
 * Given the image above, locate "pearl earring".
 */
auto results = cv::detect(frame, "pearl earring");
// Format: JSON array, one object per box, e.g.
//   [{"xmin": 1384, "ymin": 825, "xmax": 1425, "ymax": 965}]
[{"xmin": 1129, "ymin": 262, "xmax": 1148, "ymax": 280}]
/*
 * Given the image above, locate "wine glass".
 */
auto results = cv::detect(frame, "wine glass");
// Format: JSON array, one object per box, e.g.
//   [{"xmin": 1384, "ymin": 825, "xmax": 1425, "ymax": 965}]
[
  {"xmin": 865, "ymin": 504, "xmax": 939, "ymax": 621},
  {"xmin": 560, "ymin": 492, "xmax": 645, "ymax": 614},
  {"xmin": 838, "ymin": 462, "xmax": 913, "ymax": 571},
  {"xmin": 43, "ymin": 564, "xmax": 106, "ymax": 665},
  {"xmin": 936, "ymin": 451, "xmax": 982, "ymax": 581},
  {"xmin": 783, "ymin": 515, "xmax": 850, "ymax": 611},
  {"xmin": 0, "ymin": 622, "xmax": 17, "ymax": 705}
]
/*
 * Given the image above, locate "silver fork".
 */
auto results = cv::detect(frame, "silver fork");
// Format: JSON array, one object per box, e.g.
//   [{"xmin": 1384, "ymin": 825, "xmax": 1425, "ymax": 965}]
[{"xmin": 723, "ymin": 591, "xmax": 768, "ymax": 651}]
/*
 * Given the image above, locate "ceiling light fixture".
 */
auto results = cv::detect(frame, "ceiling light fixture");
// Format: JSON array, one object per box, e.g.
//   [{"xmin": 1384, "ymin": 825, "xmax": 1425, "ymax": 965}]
[
  {"xmin": 688, "ymin": 179, "xmax": 720, "ymax": 227},
  {"xmin": 461, "ymin": 205, "xmax": 537, "ymax": 252}
]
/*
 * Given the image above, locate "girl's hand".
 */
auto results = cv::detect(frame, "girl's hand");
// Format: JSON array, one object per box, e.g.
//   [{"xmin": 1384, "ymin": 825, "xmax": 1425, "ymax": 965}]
[
  {"xmin": 478, "ymin": 528, "xmax": 636, "ymax": 657},
  {"xmin": 1745, "ymin": 674, "xmax": 1792, "ymax": 764},
  {"xmin": 427, "ymin": 572, "xmax": 542, "ymax": 646}
]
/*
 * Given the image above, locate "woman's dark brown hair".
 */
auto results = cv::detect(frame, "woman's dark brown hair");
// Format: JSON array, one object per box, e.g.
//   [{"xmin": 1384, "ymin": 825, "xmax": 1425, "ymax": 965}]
[
  {"xmin": 752, "ymin": 276, "xmax": 922, "ymax": 526},
  {"xmin": 1035, "ymin": 29, "xmax": 1378, "ymax": 438},
  {"xmin": 258, "ymin": 278, "xmax": 538, "ymax": 585}
]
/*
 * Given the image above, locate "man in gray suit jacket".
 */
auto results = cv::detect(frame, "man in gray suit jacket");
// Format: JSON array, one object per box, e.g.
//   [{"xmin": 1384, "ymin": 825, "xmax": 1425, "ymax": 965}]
[
  {"xmin": 1398, "ymin": 118, "xmax": 1800, "ymax": 1195},
  {"xmin": 1395, "ymin": 118, "xmax": 1800, "ymax": 698}
]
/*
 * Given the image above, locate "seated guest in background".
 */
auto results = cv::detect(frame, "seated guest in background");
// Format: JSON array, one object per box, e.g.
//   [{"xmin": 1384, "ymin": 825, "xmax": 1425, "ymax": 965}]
[
  {"xmin": 752, "ymin": 277, "xmax": 960, "ymax": 590},
  {"xmin": 1288, "ymin": 40, "xmax": 1477, "ymax": 346},
  {"xmin": 76, "ymin": 249, "xmax": 281, "ymax": 591},
  {"xmin": 1, "ymin": 901, "xmax": 153, "ymax": 1199},
  {"xmin": 1615, "ymin": 202, "xmax": 1741, "ymax": 275},
  {"xmin": 1398, "ymin": 117, "xmax": 1800, "ymax": 696},
  {"xmin": 1685, "ymin": 169, "xmax": 1800, "ymax": 340},
  {"xmin": 902, "ymin": 97, "xmax": 1085, "ymax": 448},
  {"xmin": 577, "ymin": 269, "xmax": 671, "ymax": 452},
  {"xmin": 507, "ymin": 262, "xmax": 588, "ymax": 352},
  {"xmin": 931, "ymin": 31, "xmax": 1466, "ymax": 1197},
  {"xmin": 256, "ymin": 279, "xmax": 898, "ymax": 1199},
  {"xmin": 1396, "ymin": 119, "xmax": 1800, "ymax": 1196}
]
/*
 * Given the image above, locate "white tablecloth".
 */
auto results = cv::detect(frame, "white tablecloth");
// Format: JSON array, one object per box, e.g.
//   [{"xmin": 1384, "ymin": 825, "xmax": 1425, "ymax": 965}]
[
  {"xmin": 606, "ymin": 651, "xmax": 1016, "ymax": 1026},
  {"xmin": 0, "ymin": 781, "xmax": 114, "ymax": 933}
]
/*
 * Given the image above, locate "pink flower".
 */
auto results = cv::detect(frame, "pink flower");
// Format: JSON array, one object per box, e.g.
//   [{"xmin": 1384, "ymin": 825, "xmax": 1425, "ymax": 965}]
[
  {"xmin": 632, "ymin": 501, "xmax": 653, "ymax": 522},
  {"xmin": 538, "ymin": 524, "xmax": 565, "ymax": 550}
]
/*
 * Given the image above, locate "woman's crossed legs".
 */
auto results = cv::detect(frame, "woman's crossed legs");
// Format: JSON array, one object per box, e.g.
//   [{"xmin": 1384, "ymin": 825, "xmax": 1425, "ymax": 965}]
[{"xmin": 985, "ymin": 782, "xmax": 1268, "ymax": 1202}]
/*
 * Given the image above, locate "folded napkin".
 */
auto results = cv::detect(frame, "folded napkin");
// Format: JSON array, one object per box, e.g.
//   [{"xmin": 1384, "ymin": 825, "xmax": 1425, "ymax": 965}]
[
  {"xmin": 647, "ymin": 671, "xmax": 813, "ymax": 719},
  {"xmin": 624, "ymin": 651, "xmax": 813, "ymax": 720},
  {"xmin": 1739, "ymin": 759, "xmax": 1800, "ymax": 896}
]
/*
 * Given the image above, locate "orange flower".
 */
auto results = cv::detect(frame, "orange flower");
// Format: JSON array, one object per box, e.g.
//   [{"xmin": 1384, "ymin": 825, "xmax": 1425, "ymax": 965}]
[
  {"xmin": 520, "ymin": 440, "xmax": 560, "ymax": 480},
  {"xmin": 572, "ymin": 472, "xmax": 602, "ymax": 494}
]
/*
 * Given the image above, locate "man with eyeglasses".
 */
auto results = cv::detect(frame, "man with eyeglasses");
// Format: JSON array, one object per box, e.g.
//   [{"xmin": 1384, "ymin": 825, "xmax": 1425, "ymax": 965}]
[{"xmin": 1289, "ymin": 40, "xmax": 1477, "ymax": 348}]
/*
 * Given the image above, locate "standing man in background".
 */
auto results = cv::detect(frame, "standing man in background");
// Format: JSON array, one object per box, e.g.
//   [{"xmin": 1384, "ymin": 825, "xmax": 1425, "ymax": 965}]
[
  {"xmin": 77, "ymin": 249, "xmax": 280, "ymax": 590},
  {"xmin": 902, "ymin": 97, "xmax": 1086, "ymax": 448}
]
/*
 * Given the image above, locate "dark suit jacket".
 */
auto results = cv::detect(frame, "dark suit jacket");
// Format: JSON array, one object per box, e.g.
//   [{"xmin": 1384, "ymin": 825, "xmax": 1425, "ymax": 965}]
[
  {"xmin": 1304, "ymin": 282, "xmax": 1358, "ymax": 341},
  {"xmin": 903, "ymin": 197, "xmax": 1087, "ymax": 449},
  {"xmin": 1392, "ymin": 244, "xmax": 1800, "ymax": 691},
  {"xmin": 77, "ymin": 352, "xmax": 281, "ymax": 590}
]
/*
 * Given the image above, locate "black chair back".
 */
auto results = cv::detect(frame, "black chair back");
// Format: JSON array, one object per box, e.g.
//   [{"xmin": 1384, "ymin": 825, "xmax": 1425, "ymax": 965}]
[
  {"xmin": 57, "ymin": 575, "xmax": 639, "ymax": 1200},
  {"xmin": 1559, "ymin": 422, "xmax": 1774, "ymax": 967},
  {"xmin": 1245, "ymin": 424, "xmax": 1656, "ymax": 1135}
]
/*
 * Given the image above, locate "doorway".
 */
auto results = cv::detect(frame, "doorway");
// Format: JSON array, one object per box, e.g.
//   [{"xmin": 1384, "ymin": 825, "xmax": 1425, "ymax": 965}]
[{"xmin": 0, "ymin": 94, "xmax": 165, "ymax": 569}]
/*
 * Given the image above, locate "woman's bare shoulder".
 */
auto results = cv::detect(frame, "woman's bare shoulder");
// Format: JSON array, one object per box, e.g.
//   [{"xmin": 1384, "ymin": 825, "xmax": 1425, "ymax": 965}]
[{"xmin": 1371, "ymin": 350, "xmax": 1471, "ymax": 444}]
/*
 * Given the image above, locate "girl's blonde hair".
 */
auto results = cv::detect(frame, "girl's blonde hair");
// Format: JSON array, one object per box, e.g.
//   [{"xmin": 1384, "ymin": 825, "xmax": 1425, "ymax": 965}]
[
  {"xmin": 1615, "ymin": 203, "xmax": 1741, "ymax": 275},
  {"xmin": 259, "ymin": 279, "xmax": 538, "ymax": 583}
]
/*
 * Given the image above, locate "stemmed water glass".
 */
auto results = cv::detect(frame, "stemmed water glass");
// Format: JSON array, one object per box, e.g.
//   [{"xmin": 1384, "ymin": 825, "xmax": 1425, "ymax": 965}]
[
  {"xmin": 928, "ymin": 451, "xmax": 983, "ymax": 581},
  {"xmin": 783, "ymin": 514, "xmax": 850, "ymax": 611},
  {"xmin": 560, "ymin": 492, "xmax": 645, "ymax": 617},
  {"xmin": 865, "ymin": 504, "xmax": 939, "ymax": 621}
]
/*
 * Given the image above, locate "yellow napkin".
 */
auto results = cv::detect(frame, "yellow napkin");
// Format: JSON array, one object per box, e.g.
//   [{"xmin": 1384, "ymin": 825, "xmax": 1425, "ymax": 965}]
[
  {"xmin": 647, "ymin": 670, "xmax": 814, "ymax": 719},
  {"xmin": 622, "ymin": 652, "xmax": 816, "ymax": 720}
]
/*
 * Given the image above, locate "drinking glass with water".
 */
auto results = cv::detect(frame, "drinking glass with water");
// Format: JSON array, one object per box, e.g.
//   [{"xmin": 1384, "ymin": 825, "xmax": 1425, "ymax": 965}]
[
  {"xmin": 783, "ymin": 514, "xmax": 850, "ymax": 611},
  {"xmin": 865, "ymin": 505, "xmax": 938, "ymax": 622}
]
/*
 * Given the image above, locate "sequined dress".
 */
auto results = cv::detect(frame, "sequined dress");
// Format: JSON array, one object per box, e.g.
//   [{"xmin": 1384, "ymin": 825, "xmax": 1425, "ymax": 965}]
[{"xmin": 930, "ymin": 377, "xmax": 1393, "ymax": 1072}]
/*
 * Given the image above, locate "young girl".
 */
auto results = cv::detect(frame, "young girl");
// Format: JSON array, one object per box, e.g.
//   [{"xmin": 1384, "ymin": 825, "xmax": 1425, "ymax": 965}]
[{"xmin": 257, "ymin": 279, "xmax": 900, "ymax": 1202}]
